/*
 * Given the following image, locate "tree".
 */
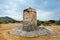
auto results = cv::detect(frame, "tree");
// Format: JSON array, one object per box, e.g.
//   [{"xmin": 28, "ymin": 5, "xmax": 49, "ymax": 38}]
[
  {"xmin": 55, "ymin": 20, "xmax": 60, "ymax": 25},
  {"xmin": 48, "ymin": 20, "xmax": 56, "ymax": 23},
  {"xmin": 37, "ymin": 20, "xmax": 44, "ymax": 26},
  {"xmin": 42, "ymin": 21, "xmax": 50, "ymax": 26}
]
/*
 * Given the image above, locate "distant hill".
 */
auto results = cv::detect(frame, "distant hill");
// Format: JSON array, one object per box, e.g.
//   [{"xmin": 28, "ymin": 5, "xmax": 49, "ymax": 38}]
[{"xmin": 0, "ymin": 16, "xmax": 17, "ymax": 23}]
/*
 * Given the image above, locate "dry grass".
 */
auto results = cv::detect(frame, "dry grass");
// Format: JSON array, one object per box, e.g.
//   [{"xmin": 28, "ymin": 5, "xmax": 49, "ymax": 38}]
[{"xmin": 0, "ymin": 23, "xmax": 60, "ymax": 40}]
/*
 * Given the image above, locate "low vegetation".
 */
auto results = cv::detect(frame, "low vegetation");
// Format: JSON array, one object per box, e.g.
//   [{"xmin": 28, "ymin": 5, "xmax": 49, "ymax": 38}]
[
  {"xmin": 37, "ymin": 20, "xmax": 60, "ymax": 26},
  {"xmin": 0, "ymin": 19, "xmax": 22, "ymax": 24},
  {"xmin": 0, "ymin": 18, "xmax": 60, "ymax": 26}
]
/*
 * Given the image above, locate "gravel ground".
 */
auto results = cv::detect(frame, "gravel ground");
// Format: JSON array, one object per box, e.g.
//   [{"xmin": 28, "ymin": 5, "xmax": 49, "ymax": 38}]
[{"xmin": 0, "ymin": 23, "xmax": 60, "ymax": 40}]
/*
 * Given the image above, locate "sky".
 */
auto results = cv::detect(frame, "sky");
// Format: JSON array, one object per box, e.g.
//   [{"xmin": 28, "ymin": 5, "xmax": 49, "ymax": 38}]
[{"xmin": 0, "ymin": 0, "xmax": 60, "ymax": 21}]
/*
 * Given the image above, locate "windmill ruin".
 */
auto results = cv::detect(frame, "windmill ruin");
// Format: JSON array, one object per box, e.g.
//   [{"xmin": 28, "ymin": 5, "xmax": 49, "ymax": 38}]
[{"xmin": 10, "ymin": 8, "xmax": 51, "ymax": 37}]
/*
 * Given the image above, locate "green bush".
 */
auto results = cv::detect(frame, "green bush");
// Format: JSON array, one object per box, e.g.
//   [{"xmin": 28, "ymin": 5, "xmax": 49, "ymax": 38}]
[
  {"xmin": 37, "ymin": 20, "xmax": 41, "ymax": 26},
  {"xmin": 48, "ymin": 20, "xmax": 56, "ymax": 23},
  {"xmin": 0, "ymin": 19, "xmax": 9, "ymax": 24},
  {"xmin": 37, "ymin": 20, "xmax": 44, "ymax": 26},
  {"xmin": 42, "ymin": 21, "xmax": 50, "ymax": 26},
  {"xmin": 37, "ymin": 20, "xmax": 57, "ymax": 26},
  {"xmin": 0, "ymin": 19, "xmax": 5, "ymax": 24},
  {"xmin": 55, "ymin": 20, "xmax": 60, "ymax": 25}
]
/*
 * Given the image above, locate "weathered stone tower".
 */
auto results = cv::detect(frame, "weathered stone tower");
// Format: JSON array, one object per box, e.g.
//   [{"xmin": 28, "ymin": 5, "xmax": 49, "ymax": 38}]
[
  {"xmin": 23, "ymin": 8, "xmax": 37, "ymax": 31},
  {"xmin": 10, "ymin": 8, "xmax": 50, "ymax": 37}
]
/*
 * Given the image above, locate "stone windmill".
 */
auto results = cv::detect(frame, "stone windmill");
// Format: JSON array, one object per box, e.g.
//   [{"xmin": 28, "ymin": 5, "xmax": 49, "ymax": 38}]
[
  {"xmin": 10, "ymin": 8, "xmax": 51, "ymax": 37},
  {"xmin": 23, "ymin": 8, "xmax": 38, "ymax": 31}
]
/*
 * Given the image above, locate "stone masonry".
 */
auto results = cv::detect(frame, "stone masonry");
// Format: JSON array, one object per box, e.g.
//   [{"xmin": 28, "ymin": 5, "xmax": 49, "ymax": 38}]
[
  {"xmin": 10, "ymin": 8, "xmax": 51, "ymax": 37},
  {"xmin": 23, "ymin": 8, "xmax": 37, "ymax": 31}
]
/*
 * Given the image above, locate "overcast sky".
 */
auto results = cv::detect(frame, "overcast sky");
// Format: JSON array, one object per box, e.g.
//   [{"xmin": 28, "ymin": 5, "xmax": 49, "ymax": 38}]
[{"xmin": 0, "ymin": 0, "xmax": 60, "ymax": 21}]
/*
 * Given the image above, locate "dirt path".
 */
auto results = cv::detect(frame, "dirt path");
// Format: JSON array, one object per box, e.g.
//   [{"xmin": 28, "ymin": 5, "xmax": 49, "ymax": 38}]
[{"xmin": 0, "ymin": 24, "xmax": 60, "ymax": 40}]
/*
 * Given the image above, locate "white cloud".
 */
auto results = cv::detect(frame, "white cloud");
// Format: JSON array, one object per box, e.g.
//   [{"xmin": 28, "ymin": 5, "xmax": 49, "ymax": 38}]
[
  {"xmin": 0, "ymin": 0, "xmax": 35, "ymax": 20},
  {"xmin": 37, "ymin": 10, "xmax": 53, "ymax": 21},
  {"xmin": 0, "ymin": 0, "xmax": 60, "ymax": 20},
  {"xmin": 0, "ymin": 0, "xmax": 23, "ymax": 20}
]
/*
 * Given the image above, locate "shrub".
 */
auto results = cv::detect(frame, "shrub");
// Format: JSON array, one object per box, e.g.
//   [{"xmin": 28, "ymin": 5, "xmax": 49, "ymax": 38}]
[
  {"xmin": 55, "ymin": 20, "xmax": 60, "ymax": 25},
  {"xmin": 42, "ymin": 21, "xmax": 50, "ymax": 26},
  {"xmin": 37, "ymin": 20, "xmax": 41, "ymax": 26},
  {"xmin": 48, "ymin": 20, "xmax": 56, "ymax": 23}
]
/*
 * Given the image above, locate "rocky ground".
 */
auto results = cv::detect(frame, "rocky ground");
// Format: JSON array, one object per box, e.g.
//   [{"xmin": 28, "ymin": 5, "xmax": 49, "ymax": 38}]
[{"xmin": 0, "ymin": 23, "xmax": 60, "ymax": 40}]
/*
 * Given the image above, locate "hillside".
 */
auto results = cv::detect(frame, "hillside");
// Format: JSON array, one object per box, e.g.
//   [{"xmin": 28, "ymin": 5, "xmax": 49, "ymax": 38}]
[{"xmin": 0, "ymin": 16, "xmax": 17, "ymax": 23}]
